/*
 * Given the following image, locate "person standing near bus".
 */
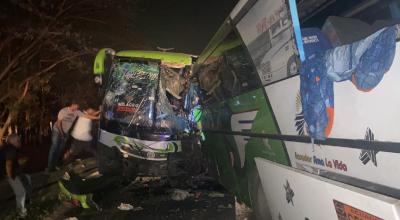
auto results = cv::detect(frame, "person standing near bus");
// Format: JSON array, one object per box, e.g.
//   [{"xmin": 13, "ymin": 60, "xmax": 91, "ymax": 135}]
[
  {"xmin": 47, "ymin": 101, "xmax": 82, "ymax": 172},
  {"xmin": 63, "ymin": 106, "xmax": 101, "ymax": 163},
  {"xmin": 4, "ymin": 134, "xmax": 31, "ymax": 218}
]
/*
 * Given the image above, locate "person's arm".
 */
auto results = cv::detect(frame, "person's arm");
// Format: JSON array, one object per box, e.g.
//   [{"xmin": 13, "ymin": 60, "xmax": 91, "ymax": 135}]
[
  {"xmin": 56, "ymin": 109, "xmax": 66, "ymax": 137},
  {"xmin": 94, "ymin": 111, "xmax": 101, "ymax": 117},
  {"xmin": 81, "ymin": 108, "xmax": 101, "ymax": 120},
  {"xmin": 55, "ymin": 120, "xmax": 65, "ymax": 137},
  {"xmin": 94, "ymin": 108, "xmax": 101, "ymax": 116},
  {"xmin": 6, "ymin": 159, "xmax": 15, "ymax": 180},
  {"xmin": 83, "ymin": 113, "xmax": 100, "ymax": 120}
]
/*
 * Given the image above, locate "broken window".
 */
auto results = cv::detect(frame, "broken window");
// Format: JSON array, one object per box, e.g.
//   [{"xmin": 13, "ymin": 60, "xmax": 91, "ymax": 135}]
[
  {"xmin": 102, "ymin": 59, "xmax": 200, "ymax": 135},
  {"xmin": 103, "ymin": 59, "xmax": 159, "ymax": 128},
  {"xmin": 197, "ymin": 30, "xmax": 261, "ymax": 104}
]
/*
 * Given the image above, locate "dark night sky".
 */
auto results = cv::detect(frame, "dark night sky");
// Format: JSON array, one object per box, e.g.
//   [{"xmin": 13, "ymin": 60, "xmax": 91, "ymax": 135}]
[{"xmin": 134, "ymin": 0, "xmax": 239, "ymax": 54}]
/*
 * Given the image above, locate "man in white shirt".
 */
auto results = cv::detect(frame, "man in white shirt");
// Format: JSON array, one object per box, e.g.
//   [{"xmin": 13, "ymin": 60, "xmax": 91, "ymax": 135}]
[
  {"xmin": 64, "ymin": 107, "xmax": 100, "ymax": 162},
  {"xmin": 47, "ymin": 101, "xmax": 82, "ymax": 172}
]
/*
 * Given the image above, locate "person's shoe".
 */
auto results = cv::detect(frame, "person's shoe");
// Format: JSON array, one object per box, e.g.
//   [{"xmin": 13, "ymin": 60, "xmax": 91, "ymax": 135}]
[{"xmin": 17, "ymin": 209, "xmax": 27, "ymax": 218}]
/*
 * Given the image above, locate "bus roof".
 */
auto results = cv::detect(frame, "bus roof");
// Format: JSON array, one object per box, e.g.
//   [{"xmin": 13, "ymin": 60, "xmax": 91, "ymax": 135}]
[
  {"xmin": 116, "ymin": 50, "xmax": 193, "ymax": 66},
  {"xmin": 94, "ymin": 48, "xmax": 194, "ymax": 75}
]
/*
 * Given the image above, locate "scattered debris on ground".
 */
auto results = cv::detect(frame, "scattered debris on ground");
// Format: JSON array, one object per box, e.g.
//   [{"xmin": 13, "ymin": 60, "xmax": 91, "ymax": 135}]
[
  {"xmin": 117, "ymin": 202, "xmax": 144, "ymax": 211},
  {"xmin": 117, "ymin": 202, "xmax": 134, "ymax": 211},
  {"xmin": 0, "ymin": 158, "xmax": 255, "ymax": 219},
  {"xmin": 208, "ymin": 191, "xmax": 225, "ymax": 198},
  {"xmin": 217, "ymin": 204, "xmax": 233, "ymax": 209},
  {"xmin": 170, "ymin": 189, "xmax": 192, "ymax": 201},
  {"xmin": 236, "ymin": 198, "xmax": 254, "ymax": 220}
]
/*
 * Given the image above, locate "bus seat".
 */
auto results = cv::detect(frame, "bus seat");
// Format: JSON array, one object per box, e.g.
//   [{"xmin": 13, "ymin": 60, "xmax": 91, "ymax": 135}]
[
  {"xmin": 351, "ymin": 26, "xmax": 397, "ymax": 91},
  {"xmin": 300, "ymin": 25, "xmax": 398, "ymax": 139},
  {"xmin": 322, "ymin": 16, "xmax": 373, "ymax": 47},
  {"xmin": 372, "ymin": 19, "xmax": 400, "ymax": 35},
  {"xmin": 325, "ymin": 26, "xmax": 397, "ymax": 89}
]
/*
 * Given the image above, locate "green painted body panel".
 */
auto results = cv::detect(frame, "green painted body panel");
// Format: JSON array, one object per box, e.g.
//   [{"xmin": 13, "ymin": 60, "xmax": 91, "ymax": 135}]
[
  {"xmin": 116, "ymin": 50, "xmax": 192, "ymax": 66},
  {"xmin": 93, "ymin": 48, "xmax": 193, "ymax": 75},
  {"xmin": 208, "ymin": 39, "xmax": 240, "ymax": 58},
  {"xmin": 94, "ymin": 48, "xmax": 114, "ymax": 75},
  {"xmin": 201, "ymin": 88, "xmax": 289, "ymax": 205}
]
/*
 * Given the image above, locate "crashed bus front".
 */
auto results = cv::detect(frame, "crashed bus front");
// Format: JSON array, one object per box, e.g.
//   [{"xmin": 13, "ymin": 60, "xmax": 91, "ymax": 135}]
[{"xmin": 93, "ymin": 49, "xmax": 202, "ymax": 181}]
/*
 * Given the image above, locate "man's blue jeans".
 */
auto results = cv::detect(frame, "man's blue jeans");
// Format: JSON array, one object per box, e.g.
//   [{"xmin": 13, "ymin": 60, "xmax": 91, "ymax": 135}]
[{"xmin": 47, "ymin": 128, "xmax": 67, "ymax": 169}]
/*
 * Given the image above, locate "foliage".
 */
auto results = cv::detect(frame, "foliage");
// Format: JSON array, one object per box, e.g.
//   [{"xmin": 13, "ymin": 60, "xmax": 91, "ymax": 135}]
[{"xmin": 0, "ymin": 0, "xmax": 142, "ymax": 143}]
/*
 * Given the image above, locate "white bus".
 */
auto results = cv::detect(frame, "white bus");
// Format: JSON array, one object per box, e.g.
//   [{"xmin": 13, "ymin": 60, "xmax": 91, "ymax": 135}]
[{"xmin": 195, "ymin": 0, "xmax": 400, "ymax": 219}]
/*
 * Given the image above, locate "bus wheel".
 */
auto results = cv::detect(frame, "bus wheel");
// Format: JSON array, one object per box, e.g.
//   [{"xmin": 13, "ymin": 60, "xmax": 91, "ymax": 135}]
[
  {"xmin": 249, "ymin": 172, "xmax": 272, "ymax": 220},
  {"xmin": 121, "ymin": 158, "xmax": 138, "ymax": 184},
  {"xmin": 97, "ymin": 145, "xmax": 122, "ymax": 175},
  {"xmin": 287, "ymin": 55, "xmax": 300, "ymax": 76}
]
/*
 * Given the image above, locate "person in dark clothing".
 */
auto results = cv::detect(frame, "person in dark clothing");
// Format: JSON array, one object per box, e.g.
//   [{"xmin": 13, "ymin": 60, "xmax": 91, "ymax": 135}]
[
  {"xmin": 0, "ymin": 143, "xmax": 5, "ymax": 179},
  {"xmin": 4, "ymin": 134, "xmax": 31, "ymax": 218}
]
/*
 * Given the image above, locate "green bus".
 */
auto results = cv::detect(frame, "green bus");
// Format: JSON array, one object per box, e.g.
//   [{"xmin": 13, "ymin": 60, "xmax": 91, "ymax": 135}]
[
  {"xmin": 195, "ymin": 0, "xmax": 400, "ymax": 219},
  {"xmin": 93, "ymin": 48, "xmax": 202, "ymax": 183}
]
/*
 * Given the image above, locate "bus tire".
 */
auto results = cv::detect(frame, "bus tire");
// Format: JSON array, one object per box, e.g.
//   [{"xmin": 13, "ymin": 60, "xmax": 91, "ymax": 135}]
[
  {"xmin": 249, "ymin": 171, "xmax": 272, "ymax": 220},
  {"xmin": 287, "ymin": 55, "xmax": 300, "ymax": 77},
  {"xmin": 121, "ymin": 158, "xmax": 138, "ymax": 183},
  {"xmin": 97, "ymin": 145, "xmax": 122, "ymax": 175}
]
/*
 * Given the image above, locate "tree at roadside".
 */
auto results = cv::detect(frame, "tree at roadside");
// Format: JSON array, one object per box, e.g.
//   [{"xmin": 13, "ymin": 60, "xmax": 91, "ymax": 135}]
[{"xmin": 0, "ymin": 0, "xmax": 144, "ymax": 144}]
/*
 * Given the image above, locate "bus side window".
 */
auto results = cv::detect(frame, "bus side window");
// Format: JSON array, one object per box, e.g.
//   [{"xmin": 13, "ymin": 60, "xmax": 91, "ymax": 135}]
[
  {"xmin": 223, "ymin": 45, "xmax": 260, "ymax": 96},
  {"xmin": 198, "ymin": 60, "xmax": 224, "ymax": 104},
  {"xmin": 198, "ymin": 30, "xmax": 262, "ymax": 104}
]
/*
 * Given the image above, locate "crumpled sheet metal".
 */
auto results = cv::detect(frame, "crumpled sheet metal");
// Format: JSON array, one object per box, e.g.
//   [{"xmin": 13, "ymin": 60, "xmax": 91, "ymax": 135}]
[
  {"xmin": 106, "ymin": 62, "xmax": 159, "ymax": 125},
  {"xmin": 198, "ymin": 61, "xmax": 221, "ymax": 94},
  {"xmin": 104, "ymin": 61, "xmax": 199, "ymax": 134},
  {"xmin": 161, "ymin": 67, "xmax": 185, "ymax": 99},
  {"xmin": 154, "ymin": 73, "xmax": 189, "ymax": 132}
]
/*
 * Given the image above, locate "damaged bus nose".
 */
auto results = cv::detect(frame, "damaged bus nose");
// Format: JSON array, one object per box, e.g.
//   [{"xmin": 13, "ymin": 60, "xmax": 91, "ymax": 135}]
[{"xmin": 93, "ymin": 49, "xmax": 203, "ymax": 183}]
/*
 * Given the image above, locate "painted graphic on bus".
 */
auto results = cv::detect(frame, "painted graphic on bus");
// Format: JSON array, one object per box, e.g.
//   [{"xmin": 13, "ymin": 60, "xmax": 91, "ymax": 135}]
[
  {"xmin": 255, "ymin": 158, "xmax": 398, "ymax": 220},
  {"xmin": 231, "ymin": 111, "xmax": 258, "ymax": 168},
  {"xmin": 236, "ymin": 0, "xmax": 299, "ymax": 85},
  {"xmin": 264, "ymin": 42, "xmax": 400, "ymax": 190}
]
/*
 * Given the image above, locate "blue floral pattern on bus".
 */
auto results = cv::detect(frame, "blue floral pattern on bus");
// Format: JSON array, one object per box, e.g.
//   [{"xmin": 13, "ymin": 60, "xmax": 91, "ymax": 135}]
[
  {"xmin": 300, "ymin": 28, "xmax": 333, "ymax": 140},
  {"xmin": 300, "ymin": 25, "xmax": 397, "ymax": 139}
]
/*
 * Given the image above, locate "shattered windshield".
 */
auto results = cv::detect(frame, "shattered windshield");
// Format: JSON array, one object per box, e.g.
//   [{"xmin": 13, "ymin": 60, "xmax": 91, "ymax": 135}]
[
  {"xmin": 103, "ymin": 60, "xmax": 159, "ymax": 127},
  {"xmin": 102, "ymin": 58, "xmax": 199, "ymax": 134}
]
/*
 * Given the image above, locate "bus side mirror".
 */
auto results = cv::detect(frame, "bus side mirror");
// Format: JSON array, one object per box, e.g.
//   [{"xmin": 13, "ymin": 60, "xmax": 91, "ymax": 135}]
[{"xmin": 93, "ymin": 48, "xmax": 115, "ymax": 86}]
